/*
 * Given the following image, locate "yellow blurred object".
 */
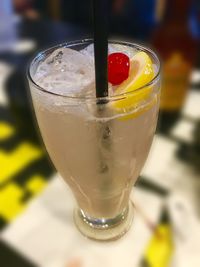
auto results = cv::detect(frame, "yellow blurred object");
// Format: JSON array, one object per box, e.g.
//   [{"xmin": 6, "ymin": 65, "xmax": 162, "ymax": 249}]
[
  {"xmin": 155, "ymin": 0, "xmax": 165, "ymax": 22},
  {"xmin": 26, "ymin": 175, "xmax": 46, "ymax": 194},
  {"xmin": 160, "ymin": 52, "xmax": 191, "ymax": 111},
  {"xmin": 144, "ymin": 224, "xmax": 174, "ymax": 267},
  {"xmin": 152, "ymin": 0, "xmax": 196, "ymax": 114},
  {"xmin": 0, "ymin": 142, "xmax": 43, "ymax": 184},
  {"xmin": 0, "ymin": 183, "xmax": 25, "ymax": 221},
  {"xmin": 0, "ymin": 175, "xmax": 47, "ymax": 222},
  {"xmin": 0, "ymin": 122, "xmax": 15, "ymax": 141}
]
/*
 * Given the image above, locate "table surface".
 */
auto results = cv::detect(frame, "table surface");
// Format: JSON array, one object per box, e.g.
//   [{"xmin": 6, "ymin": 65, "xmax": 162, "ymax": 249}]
[{"xmin": 0, "ymin": 17, "xmax": 200, "ymax": 267}]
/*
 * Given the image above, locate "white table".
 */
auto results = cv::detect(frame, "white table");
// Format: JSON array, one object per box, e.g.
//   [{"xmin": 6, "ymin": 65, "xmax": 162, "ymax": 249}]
[{"xmin": 1, "ymin": 63, "xmax": 200, "ymax": 267}]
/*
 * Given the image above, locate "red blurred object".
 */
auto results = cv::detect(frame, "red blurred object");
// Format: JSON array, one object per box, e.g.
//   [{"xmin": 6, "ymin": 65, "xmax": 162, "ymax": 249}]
[
  {"xmin": 108, "ymin": 52, "xmax": 130, "ymax": 85},
  {"xmin": 152, "ymin": 0, "xmax": 197, "ymax": 132},
  {"xmin": 113, "ymin": 0, "xmax": 127, "ymax": 14},
  {"xmin": 14, "ymin": 0, "xmax": 33, "ymax": 13},
  {"xmin": 14, "ymin": 0, "xmax": 39, "ymax": 19}
]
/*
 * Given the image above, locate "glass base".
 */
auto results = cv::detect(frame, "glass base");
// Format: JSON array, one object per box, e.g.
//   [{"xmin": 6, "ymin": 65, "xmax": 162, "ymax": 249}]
[{"xmin": 74, "ymin": 201, "xmax": 134, "ymax": 241}]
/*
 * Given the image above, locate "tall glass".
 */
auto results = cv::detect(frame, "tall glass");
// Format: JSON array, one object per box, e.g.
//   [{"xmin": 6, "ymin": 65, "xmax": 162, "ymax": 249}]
[{"xmin": 28, "ymin": 40, "xmax": 161, "ymax": 241}]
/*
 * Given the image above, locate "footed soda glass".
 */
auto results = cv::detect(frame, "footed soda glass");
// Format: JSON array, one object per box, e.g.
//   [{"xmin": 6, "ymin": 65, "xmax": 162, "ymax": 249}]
[{"xmin": 28, "ymin": 40, "xmax": 161, "ymax": 241}]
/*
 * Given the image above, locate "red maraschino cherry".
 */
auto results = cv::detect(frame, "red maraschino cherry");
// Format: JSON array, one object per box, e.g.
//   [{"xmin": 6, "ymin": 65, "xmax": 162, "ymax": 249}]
[{"xmin": 108, "ymin": 52, "xmax": 130, "ymax": 85}]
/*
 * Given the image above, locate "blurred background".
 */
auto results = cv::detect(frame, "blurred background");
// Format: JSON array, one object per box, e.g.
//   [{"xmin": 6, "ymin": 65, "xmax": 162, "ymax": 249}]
[{"xmin": 0, "ymin": 0, "xmax": 200, "ymax": 266}]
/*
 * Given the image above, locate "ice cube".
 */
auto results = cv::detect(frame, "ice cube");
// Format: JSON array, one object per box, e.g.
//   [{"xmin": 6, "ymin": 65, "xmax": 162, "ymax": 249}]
[
  {"xmin": 109, "ymin": 44, "xmax": 137, "ymax": 58},
  {"xmin": 34, "ymin": 48, "xmax": 95, "ymax": 97},
  {"xmin": 80, "ymin": 44, "xmax": 95, "ymax": 62}
]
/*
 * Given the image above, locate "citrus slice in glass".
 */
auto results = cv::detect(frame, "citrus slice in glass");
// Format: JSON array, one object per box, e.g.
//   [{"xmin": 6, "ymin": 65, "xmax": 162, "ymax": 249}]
[{"xmin": 112, "ymin": 51, "xmax": 155, "ymax": 116}]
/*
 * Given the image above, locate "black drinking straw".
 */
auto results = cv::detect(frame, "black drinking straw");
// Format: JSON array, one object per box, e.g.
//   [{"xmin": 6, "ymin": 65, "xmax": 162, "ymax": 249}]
[{"xmin": 92, "ymin": 0, "xmax": 109, "ymax": 98}]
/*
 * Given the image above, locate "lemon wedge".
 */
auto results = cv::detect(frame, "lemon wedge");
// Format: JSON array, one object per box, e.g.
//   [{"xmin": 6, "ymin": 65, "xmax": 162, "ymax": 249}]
[{"xmin": 112, "ymin": 51, "xmax": 155, "ymax": 111}]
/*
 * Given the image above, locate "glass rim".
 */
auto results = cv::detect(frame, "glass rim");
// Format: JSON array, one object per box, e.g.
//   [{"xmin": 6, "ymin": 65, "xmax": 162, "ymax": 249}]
[{"xmin": 28, "ymin": 39, "xmax": 161, "ymax": 101}]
